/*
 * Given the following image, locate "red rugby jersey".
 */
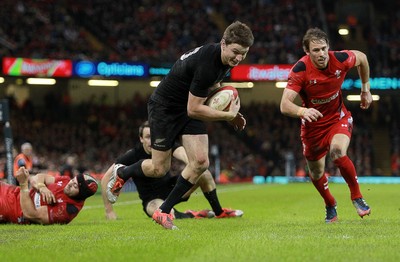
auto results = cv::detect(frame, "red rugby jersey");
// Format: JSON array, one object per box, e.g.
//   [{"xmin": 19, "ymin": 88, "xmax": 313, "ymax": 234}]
[
  {"xmin": 0, "ymin": 177, "xmax": 84, "ymax": 224},
  {"xmin": 29, "ymin": 176, "xmax": 84, "ymax": 224},
  {"xmin": 286, "ymin": 50, "xmax": 356, "ymax": 130}
]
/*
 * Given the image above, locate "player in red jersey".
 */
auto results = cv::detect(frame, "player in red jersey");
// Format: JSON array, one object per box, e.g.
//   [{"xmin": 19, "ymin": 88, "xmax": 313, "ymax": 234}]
[
  {"xmin": 280, "ymin": 28, "xmax": 373, "ymax": 223},
  {"xmin": 0, "ymin": 167, "xmax": 97, "ymax": 224}
]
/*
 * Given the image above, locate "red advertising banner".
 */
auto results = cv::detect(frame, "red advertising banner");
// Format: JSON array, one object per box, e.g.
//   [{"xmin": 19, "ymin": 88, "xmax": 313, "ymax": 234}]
[
  {"xmin": 2, "ymin": 57, "xmax": 72, "ymax": 77},
  {"xmin": 230, "ymin": 64, "xmax": 293, "ymax": 81}
]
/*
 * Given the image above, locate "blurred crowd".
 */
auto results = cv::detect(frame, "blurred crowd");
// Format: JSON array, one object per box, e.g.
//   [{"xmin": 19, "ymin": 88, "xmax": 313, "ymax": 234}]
[
  {"xmin": 0, "ymin": 0, "xmax": 399, "ymax": 180},
  {"xmin": 1, "ymin": 90, "xmax": 398, "ymax": 182},
  {"xmin": 1, "ymin": 0, "xmax": 399, "ymax": 76}
]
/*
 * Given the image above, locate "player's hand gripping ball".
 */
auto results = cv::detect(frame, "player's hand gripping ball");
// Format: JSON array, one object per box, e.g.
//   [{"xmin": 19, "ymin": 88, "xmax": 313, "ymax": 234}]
[{"xmin": 205, "ymin": 86, "xmax": 239, "ymax": 111}]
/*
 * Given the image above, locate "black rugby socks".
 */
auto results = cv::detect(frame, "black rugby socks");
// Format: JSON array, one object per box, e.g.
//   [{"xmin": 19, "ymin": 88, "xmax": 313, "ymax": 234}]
[
  {"xmin": 203, "ymin": 189, "xmax": 223, "ymax": 216},
  {"xmin": 118, "ymin": 159, "xmax": 145, "ymax": 181},
  {"xmin": 160, "ymin": 174, "xmax": 194, "ymax": 213}
]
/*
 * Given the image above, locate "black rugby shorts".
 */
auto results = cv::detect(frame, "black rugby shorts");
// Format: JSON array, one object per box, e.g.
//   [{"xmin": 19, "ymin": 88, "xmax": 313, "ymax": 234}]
[{"xmin": 148, "ymin": 99, "xmax": 207, "ymax": 151}]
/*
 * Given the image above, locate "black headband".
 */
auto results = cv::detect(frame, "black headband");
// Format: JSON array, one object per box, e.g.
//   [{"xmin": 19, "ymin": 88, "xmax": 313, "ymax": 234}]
[{"xmin": 73, "ymin": 174, "xmax": 97, "ymax": 201}]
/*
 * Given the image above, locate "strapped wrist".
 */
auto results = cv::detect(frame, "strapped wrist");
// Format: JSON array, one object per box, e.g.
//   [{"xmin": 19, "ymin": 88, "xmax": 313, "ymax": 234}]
[
  {"xmin": 296, "ymin": 107, "xmax": 306, "ymax": 117},
  {"xmin": 37, "ymin": 182, "xmax": 46, "ymax": 188},
  {"xmin": 20, "ymin": 183, "xmax": 29, "ymax": 192},
  {"xmin": 36, "ymin": 182, "xmax": 46, "ymax": 193},
  {"xmin": 361, "ymin": 82, "xmax": 370, "ymax": 92}
]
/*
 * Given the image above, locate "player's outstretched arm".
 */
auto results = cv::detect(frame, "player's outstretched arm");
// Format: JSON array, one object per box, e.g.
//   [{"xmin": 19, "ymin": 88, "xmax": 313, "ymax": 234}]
[{"xmin": 100, "ymin": 164, "xmax": 118, "ymax": 220}]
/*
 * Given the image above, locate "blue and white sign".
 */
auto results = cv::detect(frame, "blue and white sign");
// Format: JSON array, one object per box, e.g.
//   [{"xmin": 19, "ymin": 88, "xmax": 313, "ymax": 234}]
[
  {"xmin": 342, "ymin": 77, "xmax": 400, "ymax": 90},
  {"xmin": 73, "ymin": 61, "xmax": 149, "ymax": 78},
  {"xmin": 74, "ymin": 61, "xmax": 96, "ymax": 77}
]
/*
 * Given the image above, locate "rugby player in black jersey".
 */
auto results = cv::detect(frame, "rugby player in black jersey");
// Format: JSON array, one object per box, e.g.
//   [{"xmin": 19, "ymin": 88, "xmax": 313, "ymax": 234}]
[
  {"xmin": 102, "ymin": 121, "xmax": 243, "ymax": 220},
  {"xmin": 108, "ymin": 21, "xmax": 253, "ymax": 229}
]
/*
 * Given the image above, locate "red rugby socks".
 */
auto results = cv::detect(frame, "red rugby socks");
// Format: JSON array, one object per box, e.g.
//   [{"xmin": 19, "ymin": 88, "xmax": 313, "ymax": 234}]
[
  {"xmin": 311, "ymin": 174, "xmax": 336, "ymax": 207},
  {"xmin": 333, "ymin": 156, "xmax": 362, "ymax": 200}
]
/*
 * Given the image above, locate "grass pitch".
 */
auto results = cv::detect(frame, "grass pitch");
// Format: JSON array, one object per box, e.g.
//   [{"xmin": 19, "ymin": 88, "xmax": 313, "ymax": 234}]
[{"xmin": 1, "ymin": 182, "xmax": 399, "ymax": 262}]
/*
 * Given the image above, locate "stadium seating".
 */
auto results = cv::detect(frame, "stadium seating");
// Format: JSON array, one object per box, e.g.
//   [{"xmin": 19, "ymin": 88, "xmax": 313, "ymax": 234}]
[
  {"xmin": 0, "ymin": 0, "xmax": 398, "ymax": 179},
  {"xmin": 2, "ymin": 0, "xmax": 398, "ymax": 75}
]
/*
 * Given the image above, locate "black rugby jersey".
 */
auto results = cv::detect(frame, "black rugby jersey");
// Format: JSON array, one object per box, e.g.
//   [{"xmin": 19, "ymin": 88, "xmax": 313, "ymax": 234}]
[{"xmin": 151, "ymin": 43, "xmax": 231, "ymax": 108}]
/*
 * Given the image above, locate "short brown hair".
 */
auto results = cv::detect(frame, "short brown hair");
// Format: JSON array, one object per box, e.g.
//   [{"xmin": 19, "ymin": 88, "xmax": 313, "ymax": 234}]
[
  {"xmin": 302, "ymin": 27, "xmax": 329, "ymax": 52},
  {"xmin": 139, "ymin": 121, "xmax": 150, "ymax": 138},
  {"xmin": 222, "ymin": 21, "xmax": 254, "ymax": 47}
]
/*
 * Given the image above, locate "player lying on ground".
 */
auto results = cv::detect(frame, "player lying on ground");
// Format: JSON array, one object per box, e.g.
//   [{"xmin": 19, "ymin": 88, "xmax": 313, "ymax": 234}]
[
  {"xmin": 0, "ymin": 167, "xmax": 97, "ymax": 224},
  {"xmin": 103, "ymin": 121, "xmax": 243, "ymax": 220}
]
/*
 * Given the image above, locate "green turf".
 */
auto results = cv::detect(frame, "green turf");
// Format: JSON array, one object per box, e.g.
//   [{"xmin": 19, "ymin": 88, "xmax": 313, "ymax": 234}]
[{"xmin": 1, "ymin": 182, "xmax": 399, "ymax": 262}]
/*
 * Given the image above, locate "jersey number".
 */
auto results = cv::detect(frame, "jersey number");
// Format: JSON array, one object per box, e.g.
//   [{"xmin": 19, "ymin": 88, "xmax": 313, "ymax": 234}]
[{"xmin": 180, "ymin": 46, "xmax": 202, "ymax": 60}]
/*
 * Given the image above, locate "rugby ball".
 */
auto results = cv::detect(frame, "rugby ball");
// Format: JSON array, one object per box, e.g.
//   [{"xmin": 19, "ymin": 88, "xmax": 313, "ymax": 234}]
[{"xmin": 205, "ymin": 86, "xmax": 239, "ymax": 111}]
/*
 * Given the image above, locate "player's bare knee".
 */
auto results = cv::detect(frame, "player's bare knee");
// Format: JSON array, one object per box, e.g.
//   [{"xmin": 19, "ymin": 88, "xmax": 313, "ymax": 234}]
[
  {"xmin": 193, "ymin": 158, "xmax": 209, "ymax": 174},
  {"xmin": 146, "ymin": 199, "xmax": 163, "ymax": 216},
  {"xmin": 329, "ymin": 147, "xmax": 344, "ymax": 160},
  {"xmin": 309, "ymin": 167, "xmax": 324, "ymax": 180},
  {"xmin": 153, "ymin": 165, "xmax": 169, "ymax": 177}
]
